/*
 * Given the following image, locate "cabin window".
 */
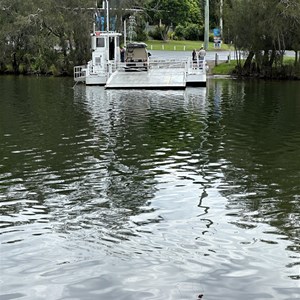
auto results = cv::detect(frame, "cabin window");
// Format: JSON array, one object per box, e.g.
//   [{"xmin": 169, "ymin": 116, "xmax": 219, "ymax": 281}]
[
  {"xmin": 96, "ymin": 38, "xmax": 105, "ymax": 48},
  {"xmin": 95, "ymin": 56, "xmax": 101, "ymax": 65}
]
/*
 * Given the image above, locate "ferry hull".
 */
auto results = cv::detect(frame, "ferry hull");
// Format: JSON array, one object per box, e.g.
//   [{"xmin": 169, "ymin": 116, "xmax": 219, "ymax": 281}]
[
  {"xmin": 105, "ymin": 69, "xmax": 186, "ymax": 89},
  {"xmin": 186, "ymin": 73, "xmax": 207, "ymax": 87},
  {"xmin": 86, "ymin": 74, "xmax": 107, "ymax": 86}
]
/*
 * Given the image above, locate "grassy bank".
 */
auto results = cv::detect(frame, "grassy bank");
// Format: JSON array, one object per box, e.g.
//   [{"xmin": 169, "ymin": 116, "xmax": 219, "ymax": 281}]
[
  {"xmin": 211, "ymin": 59, "xmax": 300, "ymax": 78},
  {"xmin": 211, "ymin": 61, "xmax": 239, "ymax": 75},
  {"xmin": 146, "ymin": 39, "xmax": 231, "ymax": 51}
]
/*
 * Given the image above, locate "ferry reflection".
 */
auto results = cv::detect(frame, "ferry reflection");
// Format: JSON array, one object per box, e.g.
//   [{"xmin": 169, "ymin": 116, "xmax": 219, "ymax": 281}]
[{"xmin": 74, "ymin": 85, "xmax": 211, "ymax": 233}]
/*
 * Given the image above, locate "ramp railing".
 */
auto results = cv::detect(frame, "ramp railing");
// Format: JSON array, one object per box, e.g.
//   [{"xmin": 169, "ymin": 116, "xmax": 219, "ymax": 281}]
[
  {"xmin": 74, "ymin": 65, "xmax": 86, "ymax": 81},
  {"xmin": 186, "ymin": 57, "xmax": 206, "ymax": 75}
]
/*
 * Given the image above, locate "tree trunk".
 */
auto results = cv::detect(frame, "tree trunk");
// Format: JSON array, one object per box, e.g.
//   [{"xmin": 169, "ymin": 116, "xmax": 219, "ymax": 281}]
[
  {"xmin": 160, "ymin": 25, "xmax": 169, "ymax": 41},
  {"xmin": 262, "ymin": 50, "xmax": 270, "ymax": 67},
  {"xmin": 12, "ymin": 52, "xmax": 19, "ymax": 74},
  {"xmin": 269, "ymin": 50, "xmax": 276, "ymax": 67},
  {"xmin": 242, "ymin": 51, "xmax": 255, "ymax": 73}
]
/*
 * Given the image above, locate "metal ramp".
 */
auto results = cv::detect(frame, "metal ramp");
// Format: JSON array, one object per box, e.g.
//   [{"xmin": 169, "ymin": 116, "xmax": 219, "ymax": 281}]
[{"xmin": 105, "ymin": 68, "xmax": 186, "ymax": 89}]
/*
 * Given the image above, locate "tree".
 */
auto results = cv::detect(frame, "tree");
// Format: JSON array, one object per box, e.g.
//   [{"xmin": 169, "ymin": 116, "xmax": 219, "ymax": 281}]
[
  {"xmin": 0, "ymin": 0, "xmax": 42, "ymax": 73},
  {"xmin": 187, "ymin": 0, "xmax": 202, "ymax": 25},
  {"xmin": 147, "ymin": 0, "xmax": 189, "ymax": 40},
  {"xmin": 224, "ymin": 0, "xmax": 300, "ymax": 77},
  {"xmin": 38, "ymin": 0, "xmax": 95, "ymax": 72},
  {"xmin": 0, "ymin": 0, "xmax": 96, "ymax": 74}
]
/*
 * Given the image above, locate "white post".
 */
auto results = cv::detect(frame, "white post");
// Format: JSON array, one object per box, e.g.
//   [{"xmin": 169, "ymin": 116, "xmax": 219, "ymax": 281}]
[{"xmin": 215, "ymin": 53, "xmax": 218, "ymax": 66}]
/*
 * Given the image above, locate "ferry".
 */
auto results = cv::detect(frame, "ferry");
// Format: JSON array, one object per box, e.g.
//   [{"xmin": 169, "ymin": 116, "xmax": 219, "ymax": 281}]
[{"xmin": 74, "ymin": 1, "xmax": 206, "ymax": 89}]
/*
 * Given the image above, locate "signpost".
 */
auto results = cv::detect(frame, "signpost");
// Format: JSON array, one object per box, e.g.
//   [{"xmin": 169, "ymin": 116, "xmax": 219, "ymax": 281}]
[{"xmin": 213, "ymin": 28, "xmax": 221, "ymax": 48}]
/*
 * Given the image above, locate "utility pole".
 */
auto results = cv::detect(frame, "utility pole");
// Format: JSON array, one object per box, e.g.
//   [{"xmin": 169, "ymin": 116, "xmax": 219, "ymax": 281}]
[
  {"xmin": 204, "ymin": 0, "xmax": 210, "ymax": 51},
  {"xmin": 220, "ymin": 0, "xmax": 223, "ymax": 39}
]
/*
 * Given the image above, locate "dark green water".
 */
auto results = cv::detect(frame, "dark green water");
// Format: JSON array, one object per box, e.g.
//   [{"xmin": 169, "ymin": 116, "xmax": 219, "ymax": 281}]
[{"xmin": 0, "ymin": 76, "xmax": 299, "ymax": 300}]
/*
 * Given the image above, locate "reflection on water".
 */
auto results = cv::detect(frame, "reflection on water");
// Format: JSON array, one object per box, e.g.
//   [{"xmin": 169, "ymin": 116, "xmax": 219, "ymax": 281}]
[{"xmin": 0, "ymin": 76, "xmax": 299, "ymax": 300}]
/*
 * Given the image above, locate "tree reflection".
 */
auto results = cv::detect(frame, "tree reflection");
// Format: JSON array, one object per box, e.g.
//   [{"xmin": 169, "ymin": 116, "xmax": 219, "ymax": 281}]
[{"xmin": 205, "ymin": 80, "xmax": 300, "ymax": 257}]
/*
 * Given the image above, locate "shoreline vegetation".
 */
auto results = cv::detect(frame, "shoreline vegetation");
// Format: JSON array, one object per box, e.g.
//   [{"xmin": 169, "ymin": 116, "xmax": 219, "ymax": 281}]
[
  {"xmin": 1, "ymin": 0, "xmax": 299, "ymax": 80},
  {"xmin": 0, "ymin": 40, "xmax": 299, "ymax": 80}
]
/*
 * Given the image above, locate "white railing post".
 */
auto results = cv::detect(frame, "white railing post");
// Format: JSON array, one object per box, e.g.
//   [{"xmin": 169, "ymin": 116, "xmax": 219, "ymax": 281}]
[{"xmin": 215, "ymin": 53, "xmax": 219, "ymax": 66}]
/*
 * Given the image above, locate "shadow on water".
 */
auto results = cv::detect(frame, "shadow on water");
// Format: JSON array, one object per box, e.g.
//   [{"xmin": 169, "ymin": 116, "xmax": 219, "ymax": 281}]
[{"xmin": 0, "ymin": 76, "xmax": 299, "ymax": 299}]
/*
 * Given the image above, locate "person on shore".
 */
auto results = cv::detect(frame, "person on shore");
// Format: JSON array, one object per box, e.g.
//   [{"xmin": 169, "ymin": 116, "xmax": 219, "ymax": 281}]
[
  {"xmin": 198, "ymin": 47, "xmax": 206, "ymax": 69},
  {"xmin": 192, "ymin": 49, "xmax": 197, "ymax": 61},
  {"xmin": 192, "ymin": 49, "xmax": 197, "ymax": 68},
  {"xmin": 198, "ymin": 47, "xmax": 206, "ymax": 61},
  {"xmin": 120, "ymin": 47, "xmax": 125, "ymax": 62}
]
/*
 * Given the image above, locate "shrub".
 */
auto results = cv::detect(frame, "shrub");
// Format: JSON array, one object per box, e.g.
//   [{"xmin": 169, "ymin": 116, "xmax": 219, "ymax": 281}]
[
  {"xmin": 184, "ymin": 24, "xmax": 202, "ymax": 41},
  {"xmin": 49, "ymin": 64, "xmax": 60, "ymax": 76},
  {"xmin": 32, "ymin": 55, "xmax": 48, "ymax": 74},
  {"xmin": 6, "ymin": 64, "xmax": 14, "ymax": 73},
  {"xmin": 174, "ymin": 25, "xmax": 185, "ymax": 40},
  {"xmin": 19, "ymin": 64, "xmax": 28, "ymax": 74},
  {"xmin": 148, "ymin": 26, "xmax": 163, "ymax": 40},
  {"xmin": 136, "ymin": 31, "xmax": 148, "ymax": 42}
]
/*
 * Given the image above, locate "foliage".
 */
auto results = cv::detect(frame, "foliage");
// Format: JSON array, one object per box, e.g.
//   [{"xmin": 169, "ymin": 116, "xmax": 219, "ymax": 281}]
[
  {"xmin": 187, "ymin": 0, "xmax": 202, "ymax": 24},
  {"xmin": 148, "ymin": 26, "xmax": 164, "ymax": 41},
  {"xmin": 0, "ymin": 0, "xmax": 299, "ymax": 79},
  {"xmin": 184, "ymin": 24, "xmax": 203, "ymax": 41},
  {"xmin": 224, "ymin": 0, "xmax": 300, "ymax": 77},
  {"xmin": 174, "ymin": 25, "xmax": 185, "ymax": 40},
  {"xmin": 0, "ymin": 0, "xmax": 96, "ymax": 75},
  {"xmin": 146, "ymin": 0, "xmax": 189, "ymax": 40},
  {"xmin": 173, "ymin": 23, "xmax": 203, "ymax": 41}
]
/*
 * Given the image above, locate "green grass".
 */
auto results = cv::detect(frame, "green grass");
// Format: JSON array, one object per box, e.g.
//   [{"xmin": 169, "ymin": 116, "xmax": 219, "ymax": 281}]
[
  {"xmin": 283, "ymin": 57, "xmax": 296, "ymax": 65},
  {"xmin": 212, "ymin": 60, "xmax": 238, "ymax": 75},
  {"xmin": 146, "ymin": 39, "xmax": 231, "ymax": 51},
  {"xmin": 211, "ymin": 58, "xmax": 299, "ymax": 75},
  {"xmin": 145, "ymin": 41, "xmax": 298, "ymax": 76}
]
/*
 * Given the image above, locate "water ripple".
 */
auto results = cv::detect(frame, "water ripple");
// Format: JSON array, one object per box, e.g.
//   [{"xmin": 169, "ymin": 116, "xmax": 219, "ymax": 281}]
[{"xmin": 1, "ymin": 78, "xmax": 300, "ymax": 299}]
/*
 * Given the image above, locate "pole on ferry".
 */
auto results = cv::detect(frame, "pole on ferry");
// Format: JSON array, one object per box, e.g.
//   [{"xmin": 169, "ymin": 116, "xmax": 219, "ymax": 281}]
[
  {"xmin": 105, "ymin": 0, "xmax": 110, "ymax": 65},
  {"xmin": 204, "ymin": 0, "xmax": 209, "ymax": 51},
  {"xmin": 124, "ymin": 19, "xmax": 127, "ymax": 46},
  {"xmin": 106, "ymin": 0, "xmax": 109, "ymax": 32}
]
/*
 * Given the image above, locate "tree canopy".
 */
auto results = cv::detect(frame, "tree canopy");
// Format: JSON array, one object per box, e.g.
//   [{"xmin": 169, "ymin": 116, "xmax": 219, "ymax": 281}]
[
  {"xmin": 0, "ymin": 0, "xmax": 96, "ymax": 75},
  {"xmin": 224, "ymin": 0, "xmax": 300, "ymax": 77},
  {"xmin": 146, "ymin": 0, "xmax": 190, "ymax": 40}
]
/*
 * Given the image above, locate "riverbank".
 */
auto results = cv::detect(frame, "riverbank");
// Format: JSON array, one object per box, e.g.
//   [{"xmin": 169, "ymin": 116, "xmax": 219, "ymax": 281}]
[{"xmin": 1, "ymin": 49, "xmax": 299, "ymax": 79}]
